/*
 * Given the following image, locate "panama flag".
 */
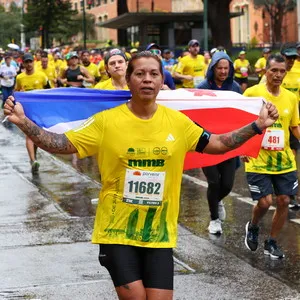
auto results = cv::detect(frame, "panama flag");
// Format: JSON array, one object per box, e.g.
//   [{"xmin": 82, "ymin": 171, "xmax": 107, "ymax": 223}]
[{"xmin": 14, "ymin": 88, "xmax": 265, "ymax": 170}]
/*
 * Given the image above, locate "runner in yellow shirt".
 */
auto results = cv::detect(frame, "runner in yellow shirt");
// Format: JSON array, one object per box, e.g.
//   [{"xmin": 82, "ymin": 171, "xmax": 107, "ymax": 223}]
[
  {"xmin": 173, "ymin": 39, "xmax": 205, "ymax": 88},
  {"xmin": 234, "ymin": 50, "xmax": 250, "ymax": 92},
  {"xmin": 4, "ymin": 51, "xmax": 278, "ymax": 299},
  {"xmin": 255, "ymin": 47, "xmax": 271, "ymax": 81},
  {"xmin": 243, "ymin": 53, "xmax": 300, "ymax": 259},
  {"xmin": 280, "ymin": 44, "xmax": 300, "ymax": 209},
  {"xmin": 15, "ymin": 52, "xmax": 50, "ymax": 174},
  {"xmin": 81, "ymin": 50, "xmax": 100, "ymax": 88},
  {"xmin": 291, "ymin": 43, "xmax": 300, "ymax": 74},
  {"xmin": 98, "ymin": 50, "xmax": 109, "ymax": 82},
  {"xmin": 36, "ymin": 51, "xmax": 58, "ymax": 88},
  {"xmin": 94, "ymin": 48, "xmax": 128, "ymax": 90}
]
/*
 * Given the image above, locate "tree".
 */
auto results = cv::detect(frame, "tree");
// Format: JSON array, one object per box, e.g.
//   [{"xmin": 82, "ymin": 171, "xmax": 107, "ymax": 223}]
[
  {"xmin": 0, "ymin": 4, "xmax": 22, "ymax": 48},
  {"xmin": 60, "ymin": 12, "xmax": 96, "ymax": 46},
  {"xmin": 205, "ymin": 0, "xmax": 233, "ymax": 50},
  {"xmin": 253, "ymin": 0, "xmax": 297, "ymax": 44},
  {"xmin": 23, "ymin": 0, "xmax": 77, "ymax": 48}
]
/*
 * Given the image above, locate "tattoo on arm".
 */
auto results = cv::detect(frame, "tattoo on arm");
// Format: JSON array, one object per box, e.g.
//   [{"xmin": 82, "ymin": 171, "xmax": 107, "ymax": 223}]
[
  {"xmin": 19, "ymin": 117, "xmax": 75, "ymax": 154},
  {"xmin": 219, "ymin": 123, "xmax": 256, "ymax": 149},
  {"xmin": 122, "ymin": 284, "xmax": 130, "ymax": 290}
]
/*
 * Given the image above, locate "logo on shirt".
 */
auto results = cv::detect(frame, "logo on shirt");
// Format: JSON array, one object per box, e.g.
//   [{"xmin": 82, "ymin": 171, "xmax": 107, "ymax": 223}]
[
  {"xmin": 165, "ymin": 133, "xmax": 175, "ymax": 141},
  {"xmin": 128, "ymin": 159, "xmax": 165, "ymax": 167},
  {"xmin": 153, "ymin": 147, "xmax": 168, "ymax": 155}
]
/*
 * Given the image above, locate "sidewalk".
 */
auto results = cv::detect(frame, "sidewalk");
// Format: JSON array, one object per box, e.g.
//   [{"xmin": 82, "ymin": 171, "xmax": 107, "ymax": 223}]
[{"xmin": 0, "ymin": 122, "xmax": 299, "ymax": 300}]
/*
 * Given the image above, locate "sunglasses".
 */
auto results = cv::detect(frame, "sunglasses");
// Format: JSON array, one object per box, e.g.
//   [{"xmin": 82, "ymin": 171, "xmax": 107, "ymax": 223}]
[{"xmin": 149, "ymin": 49, "xmax": 161, "ymax": 56}]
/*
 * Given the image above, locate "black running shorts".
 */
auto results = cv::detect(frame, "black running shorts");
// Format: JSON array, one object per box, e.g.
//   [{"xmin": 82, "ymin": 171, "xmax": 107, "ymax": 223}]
[
  {"xmin": 98, "ymin": 244, "xmax": 174, "ymax": 289},
  {"xmin": 246, "ymin": 171, "xmax": 298, "ymax": 200}
]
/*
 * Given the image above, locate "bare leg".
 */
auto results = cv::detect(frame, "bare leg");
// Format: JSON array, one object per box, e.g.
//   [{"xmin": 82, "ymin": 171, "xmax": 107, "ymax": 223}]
[
  {"xmin": 270, "ymin": 195, "xmax": 290, "ymax": 239},
  {"xmin": 146, "ymin": 288, "xmax": 173, "ymax": 300},
  {"xmin": 115, "ymin": 280, "xmax": 146, "ymax": 300},
  {"xmin": 26, "ymin": 136, "xmax": 38, "ymax": 162},
  {"xmin": 251, "ymin": 195, "xmax": 273, "ymax": 225}
]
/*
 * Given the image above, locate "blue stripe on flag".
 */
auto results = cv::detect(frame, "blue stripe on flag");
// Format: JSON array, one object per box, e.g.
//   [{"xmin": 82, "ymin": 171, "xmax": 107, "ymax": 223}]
[{"xmin": 15, "ymin": 88, "xmax": 131, "ymax": 129}]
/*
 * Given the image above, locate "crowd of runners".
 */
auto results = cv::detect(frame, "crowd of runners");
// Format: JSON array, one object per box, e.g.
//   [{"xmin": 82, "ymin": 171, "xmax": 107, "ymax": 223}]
[{"xmin": 2, "ymin": 38, "xmax": 300, "ymax": 299}]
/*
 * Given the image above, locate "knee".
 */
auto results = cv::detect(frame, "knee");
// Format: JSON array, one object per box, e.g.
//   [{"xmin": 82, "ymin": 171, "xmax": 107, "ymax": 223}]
[
  {"xmin": 257, "ymin": 196, "xmax": 272, "ymax": 210},
  {"xmin": 276, "ymin": 195, "xmax": 290, "ymax": 208}
]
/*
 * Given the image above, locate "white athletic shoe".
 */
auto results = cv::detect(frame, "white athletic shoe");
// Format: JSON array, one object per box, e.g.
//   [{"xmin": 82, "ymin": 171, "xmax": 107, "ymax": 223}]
[
  {"xmin": 208, "ymin": 219, "xmax": 222, "ymax": 234},
  {"xmin": 218, "ymin": 200, "xmax": 226, "ymax": 221}
]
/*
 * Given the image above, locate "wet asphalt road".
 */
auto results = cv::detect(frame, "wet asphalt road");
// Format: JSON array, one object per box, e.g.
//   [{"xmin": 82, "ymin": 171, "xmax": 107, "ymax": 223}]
[{"xmin": 1, "ymin": 121, "xmax": 300, "ymax": 299}]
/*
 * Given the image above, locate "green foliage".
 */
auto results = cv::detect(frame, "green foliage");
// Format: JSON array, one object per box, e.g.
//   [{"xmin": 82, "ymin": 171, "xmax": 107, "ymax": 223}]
[
  {"xmin": 24, "ymin": 0, "xmax": 78, "ymax": 48},
  {"xmin": 0, "ymin": 4, "xmax": 22, "ymax": 48},
  {"xmin": 250, "ymin": 36, "xmax": 259, "ymax": 48}
]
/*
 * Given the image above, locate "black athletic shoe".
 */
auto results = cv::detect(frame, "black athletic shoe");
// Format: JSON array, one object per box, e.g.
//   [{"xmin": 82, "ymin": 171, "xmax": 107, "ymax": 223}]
[
  {"xmin": 264, "ymin": 239, "xmax": 285, "ymax": 259},
  {"xmin": 245, "ymin": 221, "xmax": 259, "ymax": 251}
]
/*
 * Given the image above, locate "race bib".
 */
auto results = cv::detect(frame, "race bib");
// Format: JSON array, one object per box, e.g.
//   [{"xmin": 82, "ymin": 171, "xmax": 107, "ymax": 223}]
[
  {"xmin": 261, "ymin": 129, "xmax": 284, "ymax": 150},
  {"xmin": 193, "ymin": 76, "xmax": 204, "ymax": 87},
  {"xmin": 123, "ymin": 169, "xmax": 165, "ymax": 206}
]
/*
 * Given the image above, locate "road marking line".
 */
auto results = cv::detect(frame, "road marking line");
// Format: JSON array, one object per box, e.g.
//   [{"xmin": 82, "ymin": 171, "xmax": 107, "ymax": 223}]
[
  {"xmin": 173, "ymin": 256, "xmax": 196, "ymax": 273},
  {"xmin": 291, "ymin": 219, "xmax": 300, "ymax": 225}
]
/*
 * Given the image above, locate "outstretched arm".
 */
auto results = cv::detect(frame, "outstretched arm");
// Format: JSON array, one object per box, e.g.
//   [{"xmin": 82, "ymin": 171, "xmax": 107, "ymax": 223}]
[
  {"xmin": 203, "ymin": 102, "xmax": 278, "ymax": 154},
  {"xmin": 4, "ymin": 97, "xmax": 77, "ymax": 154}
]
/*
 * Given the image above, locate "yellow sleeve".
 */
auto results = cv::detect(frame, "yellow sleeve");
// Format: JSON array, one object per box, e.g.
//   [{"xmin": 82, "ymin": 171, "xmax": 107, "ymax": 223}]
[
  {"xmin": 65, "ymin": 112, "xmax": 104, "ymax": 158},
  {"xmin": 15, "ymin": 75, "xmax": 21, "ymax": 91},
  {"xmin": 290, "ymin": 93, "xmax": 300, "ymax": 127}
]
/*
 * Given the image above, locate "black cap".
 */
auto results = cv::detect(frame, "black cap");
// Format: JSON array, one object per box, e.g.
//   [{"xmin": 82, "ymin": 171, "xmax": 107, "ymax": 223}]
[{"xmin": 23, "ymin": 53, "xmax": 34, "ymax": 61}]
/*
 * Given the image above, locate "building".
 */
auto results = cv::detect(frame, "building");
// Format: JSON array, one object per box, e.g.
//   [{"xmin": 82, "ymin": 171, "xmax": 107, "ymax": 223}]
[
  {"xmin": 70, "ymin": 0, "xmax": 172, "ymax": 47},
  {"xmin": 230, "ymin": 0, "xmax": 298, "ymax": 46}
]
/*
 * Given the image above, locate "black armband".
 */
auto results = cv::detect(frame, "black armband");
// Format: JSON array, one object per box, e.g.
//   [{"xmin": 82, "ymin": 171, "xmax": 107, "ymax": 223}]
[
  {"xmin": 196, "ymin": 130, "xmax": 211, "ymax": 153},
  {"xmin": 251, "ymin": 121, "xmax": 263, "ymax": 135}
]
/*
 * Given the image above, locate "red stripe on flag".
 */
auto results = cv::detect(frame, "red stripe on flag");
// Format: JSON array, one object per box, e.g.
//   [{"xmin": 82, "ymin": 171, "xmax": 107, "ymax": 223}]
[{"xmin": 181, "ymin": 107, "xmax": 264, "ymax": 170}]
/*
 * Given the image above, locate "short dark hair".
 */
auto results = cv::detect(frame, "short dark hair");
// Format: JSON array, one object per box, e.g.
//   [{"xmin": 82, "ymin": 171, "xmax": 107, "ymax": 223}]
[
  {"xmin": 126, "ymin": 51, "xmax": 164, "ymax": 81},
  {"xmin": 266, "ymin": 53, "xmax": 285, "ymax": 69},
  {"xmin": 41, "ymin": 51, "xmax": 48, "ymax": 58}
]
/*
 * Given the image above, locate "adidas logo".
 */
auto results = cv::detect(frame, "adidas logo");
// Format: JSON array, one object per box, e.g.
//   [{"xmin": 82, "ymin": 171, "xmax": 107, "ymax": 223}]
[{"xmin": 166, "ymin": 133, "xmax": 175, "ymax": 141}]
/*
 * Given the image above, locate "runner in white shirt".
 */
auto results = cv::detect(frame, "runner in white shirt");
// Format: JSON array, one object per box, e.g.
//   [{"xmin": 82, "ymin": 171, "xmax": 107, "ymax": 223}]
[{"xmin": 0, "ymin": 52, "xmax": 17, "ymax": 108}]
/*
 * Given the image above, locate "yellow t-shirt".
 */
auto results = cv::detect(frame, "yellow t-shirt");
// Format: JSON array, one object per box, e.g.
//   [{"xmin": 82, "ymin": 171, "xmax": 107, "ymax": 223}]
[
  {"xmin": 15, "ymin": 71, "xmax": 48, "ymax": 91},
  {"xmin": 36, "ymin": 65, "xmax": 57, "ymax": 88},
  {"xmin": 234, "ymin": 59, "xmax": 250, "ymax": 78},
  {"xmin": 254, "ymin": 57, "xmax": 267, "ymax": 78},
  {"xmin": 99, "ymin": 60, "xmax": 109, "ymax": 82},
  {"xmin": 65, "ymin": 104, "xmax": 203, "ymax": 248},
  {"xmin": 291, "ymin": 59, "xmax": 300, "ymax": 74},
  {"xmin": 281, "ymin": 70, "xmax": 300, "ymax": 100},
  {"xmin": 175, "ymin": 54, "xmax": 205, "ymax": 88},
  {"xmin": 94, "ymin": 78, "xmax": 129, "ymax": 90},
  {"xmin": 82, "ymin": 62, "xmax": 100, "ymax": 88},
  {"xmin": 244, "ymin": 84, "xmax": 299, "ymax": 174},
  {"xmin": 54, "ymin": 59, "xmax": 67, "ymax": 75}
]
